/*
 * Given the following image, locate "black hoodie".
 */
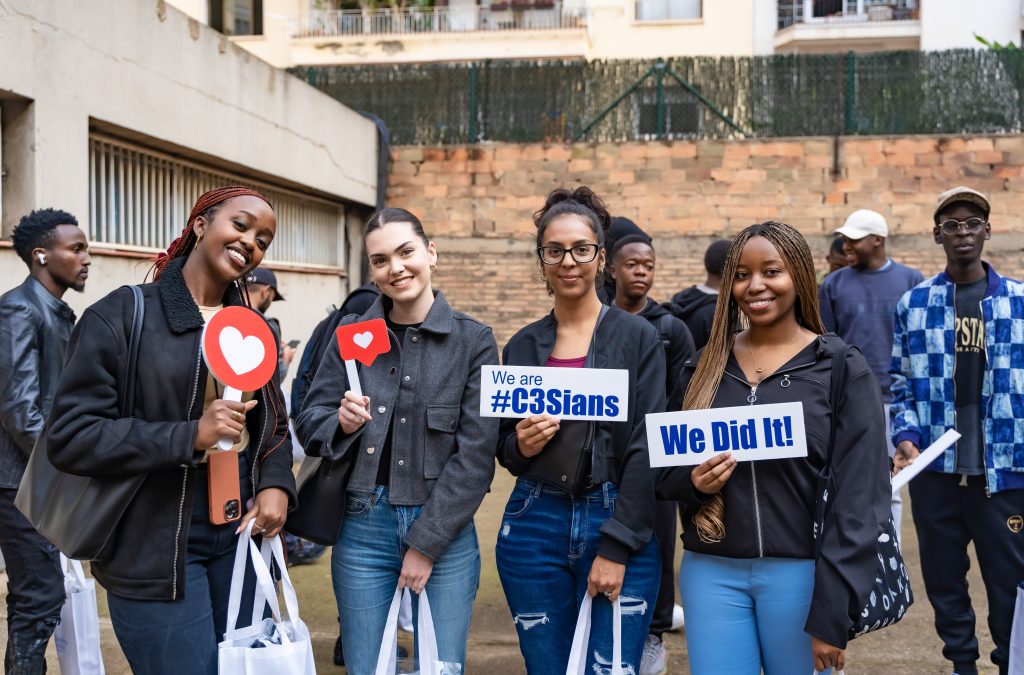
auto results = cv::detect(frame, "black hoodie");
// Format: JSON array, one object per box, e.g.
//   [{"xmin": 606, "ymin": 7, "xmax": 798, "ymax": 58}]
[
  {"xmin": 635, "ymin": 298, "xmax": 695, "ymax": 410},
  {"xmin": 656, "ymin": 335, "xmax": 891, "ymax": 649},
  {"xmin": 667, "ymin": 286, "xmax": 718, "ymax": 350}
]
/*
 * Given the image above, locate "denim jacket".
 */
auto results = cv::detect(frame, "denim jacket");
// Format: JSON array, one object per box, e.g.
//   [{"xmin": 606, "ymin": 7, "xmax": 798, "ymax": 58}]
[
  {"xmin": 295, "ymin": 291, "xmax": 499, "ymax": 561},
  {"xmin": 890, "ymin": 262, "xmax": 1024, "ymax": 494}
]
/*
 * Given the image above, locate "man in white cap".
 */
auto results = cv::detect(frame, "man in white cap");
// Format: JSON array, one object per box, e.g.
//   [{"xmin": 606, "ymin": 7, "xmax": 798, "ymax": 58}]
[
  {"xmin": 891, "ymin": 187, "xmax": 1024, "ymax": 675},
  {"xmin": 818, "ymin": 209, "xmax": 923, "ymax": 531}
]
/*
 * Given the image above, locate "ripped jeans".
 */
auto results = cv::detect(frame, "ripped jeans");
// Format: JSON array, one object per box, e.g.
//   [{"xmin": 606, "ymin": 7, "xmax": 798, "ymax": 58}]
[
  {"xmin": 0, "ymin": 488, "xmax": 64, "ymax": 675},
  {"xmin": 496, "ymin": 479, "xmax": 660, "ymax": 675}
]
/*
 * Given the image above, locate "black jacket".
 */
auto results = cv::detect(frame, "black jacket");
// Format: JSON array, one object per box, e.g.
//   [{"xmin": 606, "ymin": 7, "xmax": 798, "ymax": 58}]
[
  {"xmin": 656, "ymin": 335, "xmax": 891, "ymax": 648},
  {"xmin": 44, "ymin": 258, "xmax": 296, "ymax": 601},
  {"xmin": 498, "ymin": 307, "xmax": 666, "ymax": 564},
  {"xmin": 636, "ymin": 298, "xmax": 695, "ymax": 410},
  {"xmin": 667, "ymin": 286, "xmax": 718, "ymax": 350},
  {"xmin": 0, "ymin": 277, "xmax": 76, "ymax": 489}
]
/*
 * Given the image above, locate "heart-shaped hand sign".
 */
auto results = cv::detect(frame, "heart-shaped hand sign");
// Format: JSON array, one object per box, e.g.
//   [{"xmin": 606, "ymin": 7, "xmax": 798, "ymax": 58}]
[
  {"xmin": 336, "ymin": 318, "xmax": 390, "ymax": 366},
  {"xmin": 202, "ymin": 306, "xmax": 278, "ymax": 392}
]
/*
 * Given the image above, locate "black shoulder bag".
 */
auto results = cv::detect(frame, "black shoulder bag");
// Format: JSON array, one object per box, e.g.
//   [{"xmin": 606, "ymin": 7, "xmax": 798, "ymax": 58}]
[
  {"xmin": 525, "ymin": 306, "xmax": 609, "ymax": 496},
  {"xmin": 813, "ymin": 343, "xmax": 913, "ymax": 640},
  {"xmin": 16, "ymin": 285, "xmax": 147, "ymax": 560}
]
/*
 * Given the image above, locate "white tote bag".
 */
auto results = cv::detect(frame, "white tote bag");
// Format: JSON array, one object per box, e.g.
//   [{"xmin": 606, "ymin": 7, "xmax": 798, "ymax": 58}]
[
  {"xmin": 217, "ymin": 522, "xmax": 316, "ymax": 675},
  {"xmin": 54, "ymin": 554, "xmax": 105, "ymax": 675},
  {"xmin": 566, "ymin": 594, "xmax": 622, "ymax": 675},
  {"xmin": 1010, "ymin": 582, "xmax": 1024, "ymax": 674},
  {"xmin": 374, "ymin": 587, "xmax": 460, "ymax": 675}
]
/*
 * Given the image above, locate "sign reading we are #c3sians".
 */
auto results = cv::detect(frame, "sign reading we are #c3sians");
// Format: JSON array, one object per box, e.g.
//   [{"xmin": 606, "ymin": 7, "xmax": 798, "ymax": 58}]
[{"xmin": 646, "ymin": 402, "xmax": 808, "ymax": 467}]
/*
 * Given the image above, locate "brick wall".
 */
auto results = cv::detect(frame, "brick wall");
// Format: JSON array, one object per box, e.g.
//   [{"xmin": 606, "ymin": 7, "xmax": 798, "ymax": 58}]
[{"xmin": 387, "ymin": 136, "xmax": 1024, "ymax": 347}]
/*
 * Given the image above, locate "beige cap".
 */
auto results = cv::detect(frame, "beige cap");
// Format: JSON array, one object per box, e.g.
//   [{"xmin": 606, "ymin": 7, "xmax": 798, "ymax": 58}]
[
  {"xmin": 834, "ymin": 209, "xmax": 888, "ymax": 239},
  {"xmin": 934, "ymin": 186, "xmax": 990, "ymax": 224}
]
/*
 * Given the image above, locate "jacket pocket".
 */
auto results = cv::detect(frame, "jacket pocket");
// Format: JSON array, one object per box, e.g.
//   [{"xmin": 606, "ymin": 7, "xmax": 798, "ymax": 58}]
[{"xmin": 423, "ymin": 404, "xmax": 460, "ymax": 479}]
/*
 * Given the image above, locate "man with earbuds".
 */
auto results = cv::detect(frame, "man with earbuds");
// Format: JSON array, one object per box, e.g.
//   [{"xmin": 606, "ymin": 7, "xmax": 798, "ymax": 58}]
[{"xmin": 0, "ymin": 208, "xmax": 89, "ymax": 673}]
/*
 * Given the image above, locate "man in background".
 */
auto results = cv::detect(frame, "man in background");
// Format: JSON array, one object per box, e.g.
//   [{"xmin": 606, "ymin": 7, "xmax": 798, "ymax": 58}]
[
  {"xmin": 668, "ymin": 239, "xmax": 730, "ymax": 350},
  {"xmin": 245, "ymin": 267, "xmax": 295, "ymax": 385},
  {"xmin": 0, "ymin": 208, "xmax": 90, "ymax": 673}
]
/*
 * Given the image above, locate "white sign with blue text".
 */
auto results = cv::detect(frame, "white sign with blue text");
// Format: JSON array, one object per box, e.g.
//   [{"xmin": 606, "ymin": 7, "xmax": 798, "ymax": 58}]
[
  {"xmin": 479, "ymin": 365, "xmax": 629, "ymax": 422},
  {"xmin": 646, "ymin": 402, "xmax": 808, "ymax": 467}
]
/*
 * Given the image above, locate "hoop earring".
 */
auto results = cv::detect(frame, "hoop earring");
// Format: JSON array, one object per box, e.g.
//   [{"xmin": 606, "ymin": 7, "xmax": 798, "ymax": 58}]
[{"xmin": 196, "ymin": 231, "xmax": 204, "ymax": 243}]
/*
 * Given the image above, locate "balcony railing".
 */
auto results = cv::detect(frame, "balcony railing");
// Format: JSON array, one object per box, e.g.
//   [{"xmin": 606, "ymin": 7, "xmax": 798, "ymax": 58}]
[
  {"xmin": 296, "ymin": 5, "xmax": 587, "ymax": 38},
  {"xmin": 778, "ymin": 0, "xmax": 918, "ymax": 30}
]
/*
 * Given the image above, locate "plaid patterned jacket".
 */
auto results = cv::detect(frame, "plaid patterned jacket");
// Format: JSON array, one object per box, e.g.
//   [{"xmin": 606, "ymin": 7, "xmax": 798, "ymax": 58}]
[{"xmin": 889, "ymin": 263, "xmax": 1024, "ymax": 493}]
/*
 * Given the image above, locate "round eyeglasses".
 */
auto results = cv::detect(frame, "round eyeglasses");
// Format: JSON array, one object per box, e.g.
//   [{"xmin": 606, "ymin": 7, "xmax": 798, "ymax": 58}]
[
  {"xmin": 938, "ymin": 217, "xmax": 987, "ymax": 235},
  {"xmin": 537, "ymin": 244, "xmax": 601, "ymax": 265}
]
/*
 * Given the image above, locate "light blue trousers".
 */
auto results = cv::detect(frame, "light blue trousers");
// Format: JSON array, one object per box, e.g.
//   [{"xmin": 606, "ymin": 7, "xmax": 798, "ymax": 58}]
[{"xmin": 679, "ymin": 551, "xmax": 832, "ymax": 675}]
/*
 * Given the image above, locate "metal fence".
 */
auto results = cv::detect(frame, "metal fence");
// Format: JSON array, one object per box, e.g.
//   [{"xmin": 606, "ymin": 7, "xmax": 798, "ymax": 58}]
[{"xmin": 296, "ymin": 49, "xmax": 1024, "ymax": 145}]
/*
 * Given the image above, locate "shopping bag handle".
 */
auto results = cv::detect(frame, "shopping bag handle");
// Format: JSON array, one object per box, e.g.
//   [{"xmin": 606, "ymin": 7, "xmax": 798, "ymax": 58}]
[
  {"xmin": 59, "ymin": 553, "xmax": 88, "ymax": 589},
  {"xmin": 373, "ymin": 587, "xmax": 444, "ymax": 675},
  {"xmin": 566, "ymin": 594, "xmax": 622, "ymax": 675},
  {"xmin": 224, "ymin": 520, "xmax": 303, "ymax": 639}
]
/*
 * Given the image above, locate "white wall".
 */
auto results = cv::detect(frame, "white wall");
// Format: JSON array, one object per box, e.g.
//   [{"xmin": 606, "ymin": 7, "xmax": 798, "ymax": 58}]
[
  {"xmin": 921, "ymin": 0, "xmax": 1020, "ymax": 50},
  {"xmin": 0, "ymin": 0, "xmax": 379, "ymax": 231}
]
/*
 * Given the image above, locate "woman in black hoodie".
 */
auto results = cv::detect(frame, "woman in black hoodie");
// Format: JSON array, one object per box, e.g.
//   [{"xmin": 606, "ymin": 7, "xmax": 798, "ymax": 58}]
[
  {"xmin": 657, "ymin": 221, "xmax": 891, "ymax": 674},
  {"xmin": 495, "ymin": 187, "xmax": 666, "ymax": 674},
  {"xmin": 44, "ymin": 187, "xmax": 296, "ymax": 675}
]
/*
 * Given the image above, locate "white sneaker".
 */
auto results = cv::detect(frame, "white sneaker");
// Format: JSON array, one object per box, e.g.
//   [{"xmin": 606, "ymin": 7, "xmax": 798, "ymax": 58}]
[
  {"xmin": 640, "ymin": 634, "xmax": 667, "ymax": 675},
  {"xmin": 670, "ymin": 603, "xmax": 685, "ymax": 631}
]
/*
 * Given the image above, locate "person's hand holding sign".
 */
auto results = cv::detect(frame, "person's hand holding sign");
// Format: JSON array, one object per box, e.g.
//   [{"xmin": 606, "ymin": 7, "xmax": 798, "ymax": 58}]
[
  {"xmin": 893, "ymin": 440, "xmax": 920, "ymax": 473},
  {"xmin": 195, "ymin": 399, "xmax": 259, "ymax": 449},
  {"xmin": 691, "ymin": 452, "xmax": 738, "ymax": 495},
  {"xmin": 334, "ymin": 319, "xmax": 391, "ymax": 435},
  {"xmin": 515, "ymin": 413, "xmax": 561, "ymax": 458}
]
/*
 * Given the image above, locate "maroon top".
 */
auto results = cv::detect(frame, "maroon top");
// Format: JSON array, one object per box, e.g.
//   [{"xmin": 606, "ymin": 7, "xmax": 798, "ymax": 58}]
[{"xmin": 546, "ymin": 355, "xmax": 586, "ymax": 368}]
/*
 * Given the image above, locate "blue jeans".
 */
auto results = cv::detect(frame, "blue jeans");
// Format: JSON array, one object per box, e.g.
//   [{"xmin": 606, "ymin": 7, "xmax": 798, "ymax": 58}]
[
  {"xmin": 495, "ymin": 478, "xmax": 660, "ymax": 675},
  {"xmin": 333, "ymin": 486, "xmax": 480, "ymax": 675},
  {"xmin": 107, "ymin": 463, "xmax": 258, "ymax": 675},
  {"xmin": 679, "ymin": 551, "xmax": 830, "ymax": 675}
]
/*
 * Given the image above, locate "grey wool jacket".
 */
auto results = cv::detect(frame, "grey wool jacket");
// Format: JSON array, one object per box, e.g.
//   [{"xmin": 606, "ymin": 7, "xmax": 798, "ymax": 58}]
[{"xmin": 295, "ymin": 291, "xmax": 499, "ymax": 560}]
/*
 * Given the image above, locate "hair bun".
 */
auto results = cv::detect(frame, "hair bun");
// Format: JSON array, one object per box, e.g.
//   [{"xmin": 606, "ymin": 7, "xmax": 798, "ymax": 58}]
[{"xmin": 532, "ymin": 186, "xmax": 611, "ymax": 233}]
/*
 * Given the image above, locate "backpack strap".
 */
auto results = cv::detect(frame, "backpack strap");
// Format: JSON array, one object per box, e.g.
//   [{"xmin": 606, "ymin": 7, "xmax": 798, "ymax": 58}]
[
  {"xmin": 120, "ymin": 285, "xmax": 145, "ymax": 416},
  {"xmin": 826, "ymin": 341, "xmax": 852, "ymax": 465}
]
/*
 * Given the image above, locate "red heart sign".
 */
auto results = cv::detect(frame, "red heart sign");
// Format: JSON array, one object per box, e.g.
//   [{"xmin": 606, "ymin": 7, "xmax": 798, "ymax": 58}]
[
  {"xmin": 202, "ymin": 306, "xmax": 278, "ymax": 392},
  {"xmin": 336, "ymin": 318, "xmax": 391, "ymax": 366}
]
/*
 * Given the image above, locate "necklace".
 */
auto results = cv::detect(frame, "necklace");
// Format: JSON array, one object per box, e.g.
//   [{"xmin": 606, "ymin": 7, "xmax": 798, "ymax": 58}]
[{"xmin": 746, "ymin": 328, "xmax": 803, "ymax": 379}]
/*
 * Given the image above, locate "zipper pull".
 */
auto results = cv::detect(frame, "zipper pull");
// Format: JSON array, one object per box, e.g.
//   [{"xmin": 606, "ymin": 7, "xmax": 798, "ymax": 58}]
[
  {"xmin": 747, "ymin": 386, "xmax": 757, "ymax": 404},
  {"xmin": 780, "ymin": 374, "xmax": 791, "ymax": 389}
]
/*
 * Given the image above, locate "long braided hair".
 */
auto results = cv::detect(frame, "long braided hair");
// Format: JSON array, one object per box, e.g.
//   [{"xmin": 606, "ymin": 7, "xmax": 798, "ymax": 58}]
[
  {"xmin": 684, "ymin": 221, "xmax": 826, "ymax": 543},
  {"xmin": 151, "ymin": 186, "xmax": 288, "ymax": 463},
  {"xmin": 152, "ymin": 186, "xmax": 272, "ymax": 281}
]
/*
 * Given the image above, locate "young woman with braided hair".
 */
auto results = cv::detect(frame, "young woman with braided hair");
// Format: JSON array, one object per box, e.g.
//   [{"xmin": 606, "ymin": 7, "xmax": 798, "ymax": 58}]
[
  {"xmin": 495, "ymin": 187, "xmax": 665, "ymax": 674},
  {"xmin": 657, "ymin": 221, "xmax": 891, "ymax": 674},
  {"xmin": 44, "ymin": 186, "xmax": 296, "ymax": 674}
]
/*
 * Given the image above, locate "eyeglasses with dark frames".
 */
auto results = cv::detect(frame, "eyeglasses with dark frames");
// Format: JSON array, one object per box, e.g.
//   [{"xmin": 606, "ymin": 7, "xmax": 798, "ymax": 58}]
[
  {"xmin": 938, "ymin": 217, "xmax": 987, "ymax": 235},
  {"xmin": 537, "ymin": 244, "xmax": 601, "ymax": 265}
]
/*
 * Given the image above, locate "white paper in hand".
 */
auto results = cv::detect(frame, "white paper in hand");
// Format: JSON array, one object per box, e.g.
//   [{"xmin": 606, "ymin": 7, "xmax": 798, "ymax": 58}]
[{"xmin": 891, "ymin": 428, "xmax": 961, "ymax": 494}]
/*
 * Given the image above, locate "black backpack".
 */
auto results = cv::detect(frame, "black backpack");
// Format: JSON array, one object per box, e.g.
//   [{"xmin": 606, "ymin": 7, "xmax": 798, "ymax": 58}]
[{"xmin": 290, "ymin": 285, "xmax": 379, "ymax": 418}]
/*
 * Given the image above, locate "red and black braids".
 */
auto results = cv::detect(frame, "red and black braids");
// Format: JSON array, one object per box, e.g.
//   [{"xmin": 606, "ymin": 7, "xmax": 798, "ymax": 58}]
[{"xmin": 152, "ymin": 186, "xmax": 273, "ymax": 281}]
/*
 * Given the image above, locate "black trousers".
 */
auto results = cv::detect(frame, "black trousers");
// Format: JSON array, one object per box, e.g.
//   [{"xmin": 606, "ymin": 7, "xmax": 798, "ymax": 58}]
[
  {"xmin": 649, "ymin": 499, "xmax": 677, "ymax": 638},
  {"xmin": 909, "ymin": 472, "xmax": 1024, "ymax": 675},
  {"xmin": 0, "ymin": 488, "xmax": 64, "ymax": 675}
]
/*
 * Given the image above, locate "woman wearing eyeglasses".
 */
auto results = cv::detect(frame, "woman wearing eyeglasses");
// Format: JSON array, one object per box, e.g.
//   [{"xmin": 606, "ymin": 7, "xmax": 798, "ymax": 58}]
[{"xmin": 494, "ymin": 187, "xmax": 666, "ymax": 675}]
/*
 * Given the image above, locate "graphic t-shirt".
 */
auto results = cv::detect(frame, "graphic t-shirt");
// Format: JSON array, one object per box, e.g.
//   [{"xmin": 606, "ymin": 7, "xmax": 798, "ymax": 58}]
[{"xmin": 953, "ymin": 278, "xmax": 987, "ymax": 475}]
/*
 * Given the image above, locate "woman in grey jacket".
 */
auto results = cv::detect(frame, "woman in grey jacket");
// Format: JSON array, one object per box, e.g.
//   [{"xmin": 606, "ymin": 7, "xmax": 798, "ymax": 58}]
[{"xmin": 295, "ymin": 208, "xmax": 499, "ymax": 675}]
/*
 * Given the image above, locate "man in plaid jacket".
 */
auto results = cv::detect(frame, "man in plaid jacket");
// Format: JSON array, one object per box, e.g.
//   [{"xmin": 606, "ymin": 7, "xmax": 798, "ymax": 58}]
[{"xmin": 890, "ymin": 186, "xmax": 1024, "ymax": 675}]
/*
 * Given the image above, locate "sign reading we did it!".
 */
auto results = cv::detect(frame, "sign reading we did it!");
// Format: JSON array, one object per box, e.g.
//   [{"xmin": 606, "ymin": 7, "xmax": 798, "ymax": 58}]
[{"xmin": 646, "ymin": 402, "xmax": 808, "ymax": 467}]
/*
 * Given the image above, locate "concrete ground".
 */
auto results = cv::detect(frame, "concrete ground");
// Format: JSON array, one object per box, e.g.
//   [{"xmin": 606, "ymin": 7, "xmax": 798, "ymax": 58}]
[{"xmin": 4, "ymin": 471, "xmax": 999, "ymax": 674}]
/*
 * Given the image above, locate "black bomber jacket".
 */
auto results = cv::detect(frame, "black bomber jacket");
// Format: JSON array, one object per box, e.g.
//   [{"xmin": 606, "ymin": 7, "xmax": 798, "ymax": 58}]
[{"xmin": 44, "ymin": 258, "xmax": 296, "ymax": 601}]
